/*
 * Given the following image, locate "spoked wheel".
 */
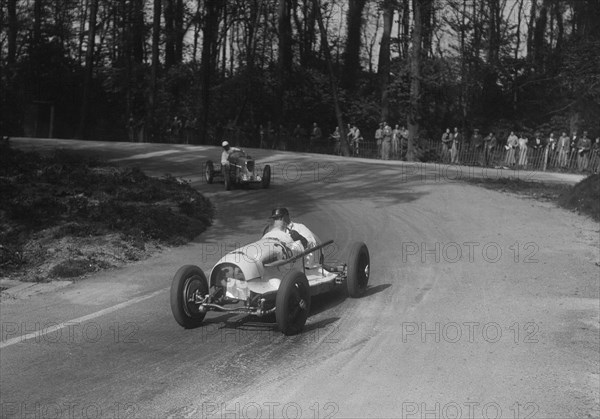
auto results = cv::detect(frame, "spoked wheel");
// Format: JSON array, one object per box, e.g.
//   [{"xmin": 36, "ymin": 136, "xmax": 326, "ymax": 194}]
[
  {"xmin": 346, "ymin": 242, "xmax": 370, "ymax": 297},
  {"xmin": 170, "ymin": 265, "xmax": 209, "ymax": 328},
  {"xmin": 205, "ymin": 161, "xmax": 214, "ymax": 184},
  {"xmin": 262, "ymin": 165, "xmax": 271, "ymax": 188},
  {"xmin": 276, "ymin": 271, "xmax": 311, "ymax": 335}
]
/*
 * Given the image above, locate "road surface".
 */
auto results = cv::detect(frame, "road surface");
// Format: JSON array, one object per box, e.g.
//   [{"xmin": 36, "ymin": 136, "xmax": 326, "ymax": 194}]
[{"xmin": 1, "ymin": 138, "xmax": 598, "ymax": 419}]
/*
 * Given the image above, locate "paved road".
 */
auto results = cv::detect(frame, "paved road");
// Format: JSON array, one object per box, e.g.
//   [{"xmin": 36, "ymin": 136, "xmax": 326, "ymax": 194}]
[{"xmin": 1, "ymin": 138, "xmax": 598, "ymax": 418}]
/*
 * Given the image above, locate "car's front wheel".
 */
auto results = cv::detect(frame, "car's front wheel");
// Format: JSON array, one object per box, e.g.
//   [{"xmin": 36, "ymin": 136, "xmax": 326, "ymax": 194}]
[
  {"xmin": 205, "ymin": 161, "xmax": 214, "ymax": 184},
  {"xmin": 276, "ymin": 271, "xmax": 311, "ymax": 335},
  {"xmin": 346, "ymin": 242, "xmax": 370, "ymax": 297},
  {"xmin": 170, "ymin": 265, "xmax": 208, "ymax": 328},
  {"xmin": 262, "ymin": 165, "xmax": 271, "ymax": 188}
]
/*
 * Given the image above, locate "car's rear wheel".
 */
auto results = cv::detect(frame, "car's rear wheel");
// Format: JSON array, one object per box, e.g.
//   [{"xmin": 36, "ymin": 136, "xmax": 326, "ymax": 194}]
[
  {"xmin": 276, "ymin": 271, "xmax": 311, "ymax": 335},
  {"xmin": 347, "ymin": 242, "xmax": 370, "ymax": 297},
  {"xmin": 262, "ymin": 165, "xmax": 271, "ymax": 188},
  {"xmin": 170, "ymin": 265, "xmax": 208, "ymax": 328},
  {"xmin": 205, "ymin": 161, "xmax": 214, "ymax": 184}
]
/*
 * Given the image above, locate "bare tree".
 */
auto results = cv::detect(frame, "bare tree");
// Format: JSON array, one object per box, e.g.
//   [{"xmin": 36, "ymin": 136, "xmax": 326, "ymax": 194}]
[
  {"xmin": 79, "ymin": 0, "xmax": 99, "ymax": 140},
  {"xmin": 378, "ymin": 0, "xmax": 395, "ymax": 122}
]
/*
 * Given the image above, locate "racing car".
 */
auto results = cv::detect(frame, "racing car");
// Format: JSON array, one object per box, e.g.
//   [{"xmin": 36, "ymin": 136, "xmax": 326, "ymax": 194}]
[
  {"xmin": 204, "ymin": 149, "xmax": 271, "ymax": 190},
  {"xmin": 170, "ymin": 236, "xmax": 370, "ymax": 335}
]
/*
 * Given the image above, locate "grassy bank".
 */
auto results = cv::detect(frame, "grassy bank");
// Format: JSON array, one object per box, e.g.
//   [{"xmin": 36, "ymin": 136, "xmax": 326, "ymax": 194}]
[{"xmin": 0, "ymin": 140, "xmax": 214, "ymax": 282}]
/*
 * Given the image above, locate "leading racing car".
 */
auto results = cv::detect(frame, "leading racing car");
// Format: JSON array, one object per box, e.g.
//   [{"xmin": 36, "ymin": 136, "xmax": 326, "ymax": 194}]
[
  {"xmin": 204, "ymin": 149, "xmax": 271, "ymax": 190},
  {"xmin": 170, "ymin": 233, "xmax": 370, "ymax": 335}
]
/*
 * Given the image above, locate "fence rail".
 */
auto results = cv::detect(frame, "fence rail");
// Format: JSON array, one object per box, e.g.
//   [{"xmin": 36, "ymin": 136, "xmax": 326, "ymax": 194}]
[{"xmin": 302, "ymin": 138, "xmax": 598, "ymax": 175}]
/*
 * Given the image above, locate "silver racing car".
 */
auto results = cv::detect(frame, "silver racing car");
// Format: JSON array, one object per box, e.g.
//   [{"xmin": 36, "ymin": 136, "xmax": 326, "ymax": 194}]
[{"xmin": 170, "ymin": 236, "xmax": 370, "ymax": 335}]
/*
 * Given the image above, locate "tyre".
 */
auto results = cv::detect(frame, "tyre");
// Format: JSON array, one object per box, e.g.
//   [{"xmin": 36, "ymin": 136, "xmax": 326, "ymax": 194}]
[
  {"xmin": 276, "ymin": 271, "xmax": 311, "ymax": 335},
  {"xmin": 205, "ymin": 161, "xmax": 214, "ymax": 184},
  {"xmin": 262, "ymin": 165, "xmax": 271, "ymax": 188},
  {"xmin": 170, "ymin": 265, "xmax": 209, "ymax": 328},
  {"xmin": 346, "ymin": 242, "xmax": 370, "ymax": 298}
]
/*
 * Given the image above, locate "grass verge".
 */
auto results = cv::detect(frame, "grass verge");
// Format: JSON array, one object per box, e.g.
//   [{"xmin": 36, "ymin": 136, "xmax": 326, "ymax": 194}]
[
  {"xmin": 0, "ymin": 140, "xmax": 214, "ymax": 282},
  {"xmin": 463, "ymin": 175, "xmax": 600, "ymax": 221}
]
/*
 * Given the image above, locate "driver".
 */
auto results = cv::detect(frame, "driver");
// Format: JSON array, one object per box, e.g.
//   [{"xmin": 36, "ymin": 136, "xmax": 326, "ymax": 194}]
[
  {"xmin": 220, "ymin": 140, "xmax": 240, "ymax": 166},
  {"xmin": 262, "ymin": 207, "xmax": 317, "ymax": 251}
]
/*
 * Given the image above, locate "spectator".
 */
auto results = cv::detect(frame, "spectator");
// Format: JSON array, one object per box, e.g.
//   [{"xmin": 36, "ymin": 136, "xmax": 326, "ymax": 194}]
[
  {"xmin": 471, "ymin": 129, "xmax": 483, "ymax": 163},
  {"xmin": 392, "ymin": 124, "xmax": 401, "ymax": 159},
  {"xmin": 517, "ymin": 134, "xmax": 528, "ymax": 168},
  {"xmin": 504, "ymin": 131, "xmax": 518, "ymax": 167},
  {"xmin": 292, "ymin": 124, "xmax": 304, "ymax": 151},
  {"xmin": 441, "ymin": 128, "xmax": 451, "ymax": 163},
  {"xmin": 451, "ymin": 127, "xmax": 461, "ymax": 164},
  {"xmin": 482, "ymin": 132, "xmax": 497, "ymax": 166},
  {"xmin": 136, "ymin": 117, "xmax": 145, "ymax": 143},
  {"xmin": 375, "ymin": 123, "xmax": 383, "ymax": 159},
  {"xmin": 546, "ymin": 132, "xmax": 557, "ymax": 168},
  {"xmin": 171, "ymin": 116, "xmax": 182, "ymax": 143},
  {"xmin": 400, "ymin": 126, "xmax": 409, "ymax": 160},
  {"xmin": 557, "ymin": 132, "xmax": 570, "ymax": 169},
  {"xmin": 127, "ymin": 114, "xmax": 135, "ymax": 142},
  {"xmin": 259, "ymin": 124, "xmax": 266, "ymax": 148},
  {"xmin": 577, "ymin": 131, "xmax": 592, "ymax": 172},
  {"xmin": 310, "ymin": 122, "xmax": 322, "ymax": 151},
  {"xmin": 531, "ymin": 134, "xmax": 546, "ymax": 168},
  {"xmin": 276, "ymin": 124, "xmax": 288, "ymax": 150},
  {"xmin": 184, "ymin": 117, "xmax": 196, "ymax": 144},
  {"xmin": 568, "ymin": 131, "xmax": 579, "ymax": 169},
  {"xmin": 591, "ymin": 138, "xmax": 600, "ymax": 174},
  {"xmin": 351, "ymin": 124, "xmax": 363, "ymax": 157},
  {"xmin": 381, "ymin": 122, "xmax": 392, "ymax": 160},
  {"xmin": 330, "ymin": 126, "xmax": 341, "ymax": 155}
]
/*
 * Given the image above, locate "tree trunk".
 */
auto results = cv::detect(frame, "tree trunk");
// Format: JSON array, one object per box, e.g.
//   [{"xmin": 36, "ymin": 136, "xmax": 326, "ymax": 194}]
[
  {"xmin": 174, "ymin": 0, "xmax": 184, "ymax": 63},
  {"xmin": 407, "ymin": 0, "xmax": 425, "ymax": 162},
  {"xmin": 398, "ymin": 0, "xmax": 410, "ymax": 59},
  {"xmin": 132, "ymin": 0, "xmax": 145, "ymax": 63},
  {"xmin": 150, "ymin": 0, "xmax": 161, "ymax": 142},
  {"xmin": 421, "ymin": 0, "xmax": 434, "ymax": 58},
  {"xmin": 79, "ymin": 0, "xmax": 99, "ymax": 140},
  {"xmin": 313, "ymin": 0, "xmax": 349, "ymax": 156},
  {"xmin": 278, "ymin": 0, "xmax": 293, "ymax": 124},
  {"xmin": 378, "ymin": 0, "xmax": 394, "ymax": 122},
  {"xmin": 527, "ymin": 0, "xmax": 537, "ymax": 59},
  {"xmin": 342, "ymin": 0, "xmax": 367, "ymax": 89},
  {"xmin": 77, "ymin": 0, "xmax": 89, "ymax": 64},
  {"xmin": 200, "ymin": 1, "xmax": 223, "ymax": 144},
  {"xmin": 164, "ymin": 0, "xmax": 175, "ymax": 68},
  {"xmin": 7, "ymin": 0, "xmax": 17, "ymax": 64},
  {"xmin": 33, "ymin": 0, "xmax": 42, "ymax": 46}
]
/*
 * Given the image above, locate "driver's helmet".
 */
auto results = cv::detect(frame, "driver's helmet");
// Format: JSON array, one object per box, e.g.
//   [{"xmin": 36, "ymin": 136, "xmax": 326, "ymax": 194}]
[{"xmin": 269, "ymin": 207, "xmax": 289, "ymax": 220}]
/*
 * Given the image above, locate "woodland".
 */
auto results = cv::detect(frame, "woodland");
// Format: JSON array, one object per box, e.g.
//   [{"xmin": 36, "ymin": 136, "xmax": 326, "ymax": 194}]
[{"xmin": 1, "ymin": 0, "xmax": 599, "ymax": 158}]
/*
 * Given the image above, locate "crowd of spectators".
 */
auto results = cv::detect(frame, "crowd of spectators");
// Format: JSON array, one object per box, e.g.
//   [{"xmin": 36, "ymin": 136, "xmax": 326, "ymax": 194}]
[
  {"xmin": 124, "ymin": 115, "xmax": 599, "ymax": 174},
  {"xmin": 435, "ymin": 127, "xmax": 599, "ymax": 173}
]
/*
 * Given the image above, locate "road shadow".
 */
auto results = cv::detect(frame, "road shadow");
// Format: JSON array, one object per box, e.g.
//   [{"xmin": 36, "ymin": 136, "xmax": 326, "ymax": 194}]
[{"xmin": 363, "ymin": 283, "xmax": 392, "ymax": 297}]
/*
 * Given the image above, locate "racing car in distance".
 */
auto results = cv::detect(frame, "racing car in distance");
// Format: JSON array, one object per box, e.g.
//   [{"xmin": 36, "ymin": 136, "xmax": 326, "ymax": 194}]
[
  {"xmin": 170, "ymin": 236, "xmax": 370, "ymax": 335},
  {"xmin": 204, "ymin": 149, "xmax": 271, "ymax": 190}
]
